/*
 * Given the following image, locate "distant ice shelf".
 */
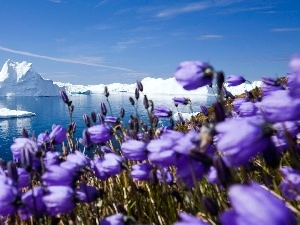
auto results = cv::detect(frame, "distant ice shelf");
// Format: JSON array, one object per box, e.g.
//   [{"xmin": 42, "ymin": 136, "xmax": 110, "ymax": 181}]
[{"xmin": 0, "ymin": 108, "xmax": 36, "ymax": 119}]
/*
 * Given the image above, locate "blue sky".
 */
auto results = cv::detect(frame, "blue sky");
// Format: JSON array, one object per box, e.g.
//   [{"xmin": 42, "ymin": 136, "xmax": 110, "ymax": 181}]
[{"xmin": 0, "ymin": 0, "xmax": 299, "ymax": 85}]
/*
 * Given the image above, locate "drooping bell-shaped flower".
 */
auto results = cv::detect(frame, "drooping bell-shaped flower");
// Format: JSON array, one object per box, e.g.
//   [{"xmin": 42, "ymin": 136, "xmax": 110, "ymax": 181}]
[
  {"xmin": 76, "ymin": 183, "xmax": 100, "ymax": 203},
  {"xmin": 279, "ymin": 166, "xmax": 300, "ymax": 200},
  {"xmin": 87, "ymin": 124, "xmax": 112, "ymax": 143},
  {"xmin": 92, "ymin": 153, "xmax": 125, "ymax": 180},
  {"xmin": 238, "ymin": 102, "xmax": 257, "ymax": 117},
  {"xmin": 226, "ymin": 75, "xmax": 246, "ymax": 86},
  {"xmin": 66, "ymin": 150, "xmax": 90, "ymax": 169},
  {"xmin": 131, "ymin": 163, "xmax": 153, "ymax": 181},
  {"xmin": 220, "ymin": 182, "xmax": 297, "ymax": 225},
  {"xmin": 10, "ymin": 138, "xmax": 38, "ymax": 160},
  {"xmin": 100, "ymin": 213, "xmax": 124, "ymax": 225},
  {"xmin": 44, "ymin": 151, "xmax": 61, "ymax": 167},
  {"xmin": 17, "ymin": 168, "xmax": 30, "ymax": 189},
  {"xmin": 216, "ymin": 117, "xmax": 273, "ymax": 166},
  {"xmin": 154, "ymin": 106, "xmax": 172, "ymax": 117},
  {"xmin": 0, "ymin": 179, "xmax": 20, "ymax": 216},
  {"xmin": 42, "ymin": 165, "xmax": 76, "ymax": 186},
  {"xmin": 173, "ymin": 97, "xmax": 189, "ymax": 106},
  {"xmin": 232, "ymin": 98, "xmax": 247, "ymax": 112},
  {"xmin": 121, "ymin": 140, "xmax": 148, "ymax": 161},
  {"xmin": 19, "ymin": 186, "xmax": 46, "ymax": 219},
  {"xmin": 43, "ymin": 186, "xmax": 75, "ymax": 216},
  {"xmin": 49, "ymin": 125, "xmax": 67, "ymax": 145},
  {"xmin": 173, "ymin": 212, "xmax": 209, "ymax": 225},
  {"xmin": 174, "ymin": 61, "xmax": 214, "ymax": 90},
  {"xmin": 256, "ymin": 90, "xmax": 300, "ymax": 123},
  {"xmin": 156, "ymin": 167, "xmax": 173, "ymax": 184}
]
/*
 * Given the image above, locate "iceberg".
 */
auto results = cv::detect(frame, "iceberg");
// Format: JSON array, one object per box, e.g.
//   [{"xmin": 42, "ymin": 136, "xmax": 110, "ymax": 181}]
[
  {"xmin": 0, "ymin": 108, "xmax": 36, "ymax": 119},
  {"xmin": 0, "ymin": 60, "xmax": 63, "ymax": 96}
]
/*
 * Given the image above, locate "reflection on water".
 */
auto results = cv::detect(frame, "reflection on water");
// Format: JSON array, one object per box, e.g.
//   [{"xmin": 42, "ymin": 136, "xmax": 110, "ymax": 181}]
[{"xmin": 0, "ymin": 93, "xmax": 215, "ymax": 161}]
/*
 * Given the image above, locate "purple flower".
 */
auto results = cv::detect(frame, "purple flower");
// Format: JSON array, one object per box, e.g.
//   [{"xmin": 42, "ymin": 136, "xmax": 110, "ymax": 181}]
[
  {"xmin": 226, "ymin": 75, "xmax": 246, "ymax": 86},
  {"xmin": 92, "ymin": 153, "xmax": 124, "ymax": 180},
  {"xmin": 76, "ymin": 183, "xmax": 100, "ymax": 203},
  {"xmin": 42, "ymin": 165, "xmax": 76, "ymax": 186},
  {"xmin": 60, "ymin": 90, "xmax": 70, "ymax": 105},
  {"xmin": 156, "ymin": 167, "xmax": 173, "ymax": 184},
  {"xmin": 66, "ymin": 150, "xmax": 90, "ymax": 168},
  {"xmin": 44, "ymin": 151, "xmax": 61, "ymax": 167},
  {"xmin": 20, "ymin": 186, "xmax": 46, "ymax": 219},
  {"xmin": 256, "ymin": 90, "xmax": 300, "ymax": 122},
  {"xmin": 173, "ymin": 130, "xmax": 199, "ymax": 155},
  {"xmin": 176, "ymin": 155, "xmax": 204, "ymax": 188},
  {"xmin": 216, "ymin": 118, "xmax": 273, "ymax": 166},
  {"xmin": 43, "ymin": 186, "xmax": 75, "ymax": 216},
  {"xmin": 17, "ymin": 168, "xmax": 30, "ymax": 188},
  {"xmin": 238, "ymin": 102, "xmax": 257, "ymax": 117},
  {"xmin": 200, "ymin": 104, "xmax": 208, "ymax": 116},
  {"xmin": 220, "ymin": 182, "xmax": 297, "ymax": 225},
  {"xmin": 101, "ymin": 102, "xmax": 107, "ymax": 116},
  {"xmin": 104, "ymin": 116, "xmax": 118, "ymax": 123},
  {"xmin": 101, "ymin": 213, "xmax": 124, "ymax": 225},
  {"xmin": 154, "ymin": 106, "xmax": 172, "ymax": 117},
  {"xmin": 131, "ymin": 163, "xmax": 153, "ymax": 181},
  {"xmin": 37, "ymin": 133, "xmax": 50, "ymax": 147},
  {"xmin": 87, "ymin": 124, "xmax": 112, "ymax": 143},
  {"xmin": 147, "ymin": 138, "xmax": 177, "ymax": 167},
  {"xmin": 173, "ymin": 97, "xmax": 189, "ymax": 106},
  {"xmin": 173, "ymin": 212, "xmax": 209, "ymax": 225},
  {"xmin": 121, "ymin": 140, "xmax": 148, "ymax": 161},
  {"xmin": 49, "ymin": 125, "xmax": 66, "ymax": 144},
  {"xmin": 0, "ymin": 180, "xmax": 19, "ymax": 215},
  {"xmin": 289, "ymin": 54, "xmax": 300, "ymax": 72},
  {"xmin": 279, "ymin": 166, "xmax": 300, "ymax": 200},
  {"xmin": 232, "ymin": 98, "xmax": 247, "ymax": 112},
  {"xmin": 10, "ymin": 138, "xmax": 38, "ymax": 160},
  {"xmin": 174, "ymin": 61, "xmax": 214, "ymax": 90}
]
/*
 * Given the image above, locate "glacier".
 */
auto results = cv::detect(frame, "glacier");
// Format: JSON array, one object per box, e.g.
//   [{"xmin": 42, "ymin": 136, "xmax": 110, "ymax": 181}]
[
  {"xmin": 0, "ymin": 60, "xmax": 63, "ymax": 96},
  {"xmin": 0, "ymin": 59, "xmax": 261, "ymax": 98},
  {"xmin": 0, "ymin": 108, "xmax": 35, "ymax": 119}
]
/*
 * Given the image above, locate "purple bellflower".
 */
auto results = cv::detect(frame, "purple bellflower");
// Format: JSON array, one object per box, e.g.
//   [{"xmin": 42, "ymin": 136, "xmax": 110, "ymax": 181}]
[
  {"xmin": 87, "ymin": 124, "xmax": 112, "ymax": 143},
  {"xmin": 66, "ymin": 150, "xmax": 90, "ymax": 168},
  {"xmin": 10, "ymin": 138, "xmax": 38, "ymax": 161},
  {"xmin": 173, "ymin": 97, "xmax": 190, "ymax": 106},
  {"xmin": 220, "ymin": 182, "xmax": 297, "ymax": 225},
  {"xmin": 174, "ymin": 61, "xmax": 214, "ymax": 90},
  {"xmin": 0, "ymin": 179, "xmax": 19, "ymax": 216},
  {"xmin": 238, "ymin": 102, "xmax": 257, "ymax": 117},
  {"xmin": 176, "ymin": 155, "xmax": 205, "ymax": 188},
  {"xmin": 154, "ymin": 106, "xmax": 172, "ymax": 117},
  {"xmin": 173, "ymin": 212, "xmax": 209, "ymax": 225},
  {"xmin": 147, "ymin": 138, "xmax": 177, "ymax": 167},
  {"xmin": 232, "ymin": 98, "xmax": 247, "ymax": 112},
  {"xmin": 19, "ymin": 186, "xmax": 46, "ymax": 219},
  {"xmin": 100, "ymin": 213, "xmax": 124, "ymax": 225},
  {"xmin": 256, "ymin": 90, "xmax": 300, "ymax": 123},
  {"xmin": 121, "ymin": 139, "xmax": 148, "ymax": 161},
  {"xmin": 216, "ymin": 117, "xmax": 273, "ymax": 166},
  {"xmin": 279, "ymin": 166, "xmax": 300, "ymax": 200},
  {"xmin": 104, "ymin": 116, "xmax": 118, "ymax": 123},
  {"xmin": 44, "ymin": 151, "xmax": 61, "ymax": 167},
  {"xmin": 49, "ymin": 125, "xmax": 67, "ymax": 144},
  {"xmin": 131, "ymin": 163, "xmax": 153, "ymax": 181},
  {"xmin": 156, "ymin": 167, "xmax": 173, "ymax": 184},
  {"xmin": 226, "ymin": 75, "xmax": 246, "ymax": 86},
  {"xmin": 200, "ymin": 104, "xmax": 209, "ymax": 116},
  {"xmin": 43, "ymin": 185, "xmax": 75, "ymax": 216},
  {"xmin": 42, "ymin": 164, "xmax": 76, "ymax": 186},
  {"xmin": 92, "ymin": 153, "xmax": 125, "ymax": 180},
  {"xmin": 76, "ymin": 183, "xmax": 100, "ymax": 203}
]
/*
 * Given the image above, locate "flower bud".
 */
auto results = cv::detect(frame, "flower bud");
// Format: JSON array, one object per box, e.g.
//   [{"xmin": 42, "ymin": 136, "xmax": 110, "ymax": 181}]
[
  {"xmin": 7, "ymin": 161, "xmax": 18, "ymax": 183},
  {"xmin": 100, "ymin": 102, "xmax": 107, "ymax": 116},
  {"xmin": 202, "ymin": 196, "xmax": 219, "ymax": 216},
  {"xmin": 91, "ymin": 111, "xmax": 97, "ymax": 123},
  {"xmin": 136, "ymin": 80, "xmax": 143, "ymax": 92},
  {"xmin": 104, "ymin": 86, "xmax": 109, "ymax": 98},
  {"xmin": 22, "ymin": 128, "xmax": 29, "ymax": 138},
  {"xmin": 135, "ymin": 87, "xmax": 139, "ymax": 100},
  {"xmin": 120, "ymin": 107, "xmax": 125, "ymax": 118},
  {"xmin": 60, "ymin": 90, "xmax": 71, "ymax": 105},
  {"xmin": 129, "ymin": 97, "xmax": 135, "ymax": 106},
  {"xmin": 83, "ymin": 114, "xmax": 91, "ymax": 127}
]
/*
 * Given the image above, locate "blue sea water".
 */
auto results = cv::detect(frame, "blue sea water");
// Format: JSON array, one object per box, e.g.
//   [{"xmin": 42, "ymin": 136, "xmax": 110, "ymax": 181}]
[{"xmin": 0, "ymin": 93, "xmax": 215, "ymax": 161}]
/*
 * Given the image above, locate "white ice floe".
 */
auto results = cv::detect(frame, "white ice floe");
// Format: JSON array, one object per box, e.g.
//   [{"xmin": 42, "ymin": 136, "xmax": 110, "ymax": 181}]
[
  {"xmin": 173, "ymin": 112, "xmax": 200, "ymax": 121},
  {"xmin": 0, "ymin": 108, "xmax": 36, "ymax": 119}
]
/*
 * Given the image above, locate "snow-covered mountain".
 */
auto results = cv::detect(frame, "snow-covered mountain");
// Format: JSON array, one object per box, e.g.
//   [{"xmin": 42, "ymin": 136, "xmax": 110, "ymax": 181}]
[
  {"xmin": 0, "ymin": 59, "xmax": 261, "ymax": 97},
  {"xmin": 0, "ymin": 60, "xmax": 63, "ymax": 96}
]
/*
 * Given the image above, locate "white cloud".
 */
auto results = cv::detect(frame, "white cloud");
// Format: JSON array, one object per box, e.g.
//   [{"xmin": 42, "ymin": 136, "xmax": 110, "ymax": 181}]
[
  {"xmin": 270, "ymin": 28, "xmax": 300, "ymax": 32},
  {"xmin": 49, "ymin": 0, "xmax": 65, "ymax": 3},
  {"xmin": 198, "ymin": 35, "xmax": 223, "ymax": 40},
  {"xmin": 0, "ymin": 46, "xmax": 135, "ymax": 72},
  {"xmin": 156, "ymin": 2, "xmax": 210, "ymax": 18}
]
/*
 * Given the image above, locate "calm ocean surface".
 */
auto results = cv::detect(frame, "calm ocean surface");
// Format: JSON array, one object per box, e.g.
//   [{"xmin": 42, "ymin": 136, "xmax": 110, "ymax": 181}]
[{"xmin": 0, "ymin": 93, "xmax": 215, "ymax": 161}]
